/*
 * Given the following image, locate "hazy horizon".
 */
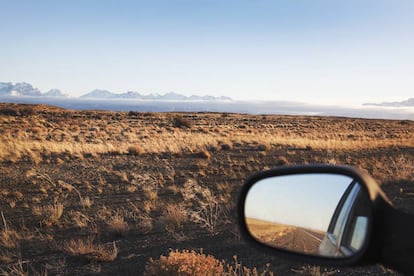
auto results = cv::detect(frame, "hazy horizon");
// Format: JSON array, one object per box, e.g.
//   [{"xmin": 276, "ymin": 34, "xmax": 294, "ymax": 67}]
[
  {"xmin": 1, "ymin": 1, "xmax": 414, "ymax": 106},
  {"xmin": 1, "ymin": 94, "xmax": 413, "ymax": 120}
]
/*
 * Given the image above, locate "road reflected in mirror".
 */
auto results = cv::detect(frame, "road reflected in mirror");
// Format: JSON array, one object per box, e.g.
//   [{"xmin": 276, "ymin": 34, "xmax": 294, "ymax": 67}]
[{"xmin": 244, "ymin": 173, "xmax": 371, "ymax": 258}]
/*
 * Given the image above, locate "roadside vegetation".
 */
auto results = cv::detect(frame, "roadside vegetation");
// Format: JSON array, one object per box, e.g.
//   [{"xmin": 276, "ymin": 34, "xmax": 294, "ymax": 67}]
[{"xmin": 0, "ymin": 103, "xmax": 412, "ymax": 275}]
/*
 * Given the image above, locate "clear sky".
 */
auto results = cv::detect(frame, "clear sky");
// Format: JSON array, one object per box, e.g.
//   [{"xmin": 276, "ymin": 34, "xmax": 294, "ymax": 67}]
[
  {"xmin": 1, "ymin": 0, "xmax": 413, "ymax": 104},
  {"xmin": 245, "ymin": 174, "xmax": 352, "ymax": 231}
]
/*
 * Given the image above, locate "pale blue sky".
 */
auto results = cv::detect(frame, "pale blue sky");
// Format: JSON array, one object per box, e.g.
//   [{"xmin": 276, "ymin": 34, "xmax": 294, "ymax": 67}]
[
  {"xmin": 245, "ymin": 174, "xmax": 352, "ymax": 231},
  {"xmin": 1, "ymin": 1, "xmax": 413, "ymax": 104}
]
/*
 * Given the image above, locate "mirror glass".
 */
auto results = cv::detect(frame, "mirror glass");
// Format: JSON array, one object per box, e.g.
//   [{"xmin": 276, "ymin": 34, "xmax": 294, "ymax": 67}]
[{"xmin": 244, "ymin": 173, "xmax": 371, "ymax": 258}]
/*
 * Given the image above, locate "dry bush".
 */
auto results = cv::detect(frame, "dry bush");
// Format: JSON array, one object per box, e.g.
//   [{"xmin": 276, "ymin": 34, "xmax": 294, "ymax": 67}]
[
  {"xmin": 173, "ymin": 114, "xmax": 192, "ymax": 129},
  {"xmin": 113, "ymin": 171, "xmax": 129, "ymax": 182},
  {"xmin": 128, "ymin": 202, "xmax": 154, "ymax": 233},
  {"xmin": 143, "ymin": 187, "xmax": 158, "ymax": 202},
  {"xmin": 69, "ymin": 211, "xmax": 93, "ymax": 228},
  {"xmin": 220, "ymin": 143, "xmax": 233, "ymax": 151},
  {"xmin": 32, "ymin": 203, "xmax": 64, "ymax": 226},
  {"xmin": 83, "ymin": 196, "xmax": 93, "ymax": 208},
  {"xmin": 0, "ymin": 260, "xmax": 29, "ymax": 276},
  {"xmin": 126, "ymin": 185, "xmax": 138, "ymax": 193},
  {"xmin": 106, "ymin": 213, "xmax": 129, "ymax": 237},
  {"xmin": 31, "ymin": 127, "xmax": 43, "ymax": 135},
  {"xmin": 136, "ymin": 214, "xmax": 153, "ymax": 234},
  {"xmin": 128, "ymin": 145, "xmax": 144, "ymax": 156},
  {"xmin": 19, "ymin": 106, "xmax": 35, "ymax": 116},
  {"xmin": 0, "ymin": 212, "xmax": 21, "ymax": 250},
  {"xmin": 0, "ymin": 230, "xmax": 21, "ymax": 249},
  {"xmin": 144, "ymin": 249, "xmax": 224, "ymax": 275},
  {"xmin": 0, "ymin": 259, "xmax": 50, "ymax": 276},
  {"xmin": 275, "ymin": 156, "xmax": 289, "ymax": 166},
  {"xmin": 180, "ymin": 179, "xmax": 226, "ymax": 235},
  {"xmin": 390, "ymin": 155, "xmax": 414, "ymax": 180},
  {"xmin": 27, "ymin": 172, "xmax": 85, "ymax": 209},
  {"xmin": 62, "ymin": 236, "xmax": 118, "ymax": 262},
  {"xmin": 196, "ymin": 150, "xmax": 211, "ymax": 159},
  {"xmin": 0, "ymin": 107, "xmax": 20, "ymax": 116},
  {"xmin": 257, "ymin": 143, "xmax": 270, "ymax": 151},
  {"xmin": 144, "ymin": 249, "xmax": 274, "ymax": 276},
  {"xmin": 160, "ymin": 204, "xmax": 187, "ymax": 234}
]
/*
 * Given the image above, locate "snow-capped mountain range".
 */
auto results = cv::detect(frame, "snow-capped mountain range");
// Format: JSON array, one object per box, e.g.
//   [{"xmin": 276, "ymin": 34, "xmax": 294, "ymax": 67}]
[
  {"xmin": 0, "ymin": 82, "xmax": 232, "ymax": 101},
  {"xmin": 0, "ymin": 82, "xmax": 64, "ymax": 97}
]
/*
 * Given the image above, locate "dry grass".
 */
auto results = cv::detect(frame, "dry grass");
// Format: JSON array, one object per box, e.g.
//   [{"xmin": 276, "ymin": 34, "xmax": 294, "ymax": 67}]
[
  {"xmin": 128, "ymin": 145, "xmax": 144, "ymax": 156},
  {"xmin": 173, "ymin": 114, "xmax": 193, "ymax": 128},
  {"xmin": 160, "ymin": 204, "xmax": 187, "ymax": 234},
  {"xmin": 136, "ymin": 214, "xmax": 153, "ymax": 234},
  {"xmin": 0, "ymin": 106, "xmax": 412, "ymax": 163},
  {"xmin": 61, "ymin": 236, "xmax": 118, "ymax": 262},
  {"xmin": 0, "ymin": 104, "xmax": 411, "ymax": 274},
  {"xmin": 0, "ymin": 212, "xmax": 21, "ymax": 249},
  {"xmin": 145, "ymin": 249, "xmax": 273, "ymax": 275},
  {"xmin": 106, "ymin": 213, "xmax": 129, "ymax": 237},
  {"xmin": 32, "ymin": 203, "xmax": 64, "ymax": 226},
  {"xmin": 0, "ymin": 229, "xmax": 21, "ymax": 249}
]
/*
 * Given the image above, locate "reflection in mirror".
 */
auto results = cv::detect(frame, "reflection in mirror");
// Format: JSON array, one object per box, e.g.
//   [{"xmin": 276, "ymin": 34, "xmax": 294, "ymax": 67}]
[{"xmin": 244, "ymin": 174, "xmax": 370, "ymax": 258}]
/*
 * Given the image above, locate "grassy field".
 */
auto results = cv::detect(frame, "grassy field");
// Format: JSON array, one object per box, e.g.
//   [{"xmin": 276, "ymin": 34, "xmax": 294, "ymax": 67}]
[{"xmin": 0, "ymin": 103, "xmax": 412, "ymax": 275}]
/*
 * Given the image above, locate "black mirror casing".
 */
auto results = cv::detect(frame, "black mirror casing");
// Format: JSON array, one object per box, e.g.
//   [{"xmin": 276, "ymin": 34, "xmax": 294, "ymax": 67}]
[{"xmin": 239, "ymin": 165, "xmax": 414, "ymax": 274}]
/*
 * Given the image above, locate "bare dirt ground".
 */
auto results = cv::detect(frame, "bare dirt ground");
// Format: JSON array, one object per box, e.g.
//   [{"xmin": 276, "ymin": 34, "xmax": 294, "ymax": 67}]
[{"xmin": 0, "ymin": 103, "xmax": 412, "ymax": 275}]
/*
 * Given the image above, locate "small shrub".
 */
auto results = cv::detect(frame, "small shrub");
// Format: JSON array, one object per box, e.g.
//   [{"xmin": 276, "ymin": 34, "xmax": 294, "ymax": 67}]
[
  {"xmin": 144, "ymin": 249, "xmax": 224, "ymax": 275},
  {"xmin": 33, "ymin": 203, "xmax": 64, "ymax": 226},
  {"xmin": 0, "ymin": 260, "xmax": 29, "ymax": 275},
  {"xmin": 0, "ymin": 212, "xmax": 21, "ymax": 249},
  {"xmin": 275, "ymin": 156, "xmax": 289, "ymax": 166},
  {"xmin": 62, "ymin": 236, "xmax": 118, "ymax": 262},
  {"xmin": 128, "ymin": 111, "xmax": 139, "ymax": 117},
  {"xmin": 145, "ymin": 249, "xmax": 274, "ymax": 275},
  {"xmin": 19, "ymin": 106, "xmax": 35, "ymax": 116},
  {"xmin": 137, "ymin": 214, "xmax": 153, "ymax": 234},
  {"xmin": 160, "ymin": 204, "xmax": 187, "ymax": 234},
  {"xmin": 31, "ymin": 127, "xmax": 43, "ymax": 134},
  {"xmin": 180, "ymin": 179, "xmax": 225, "ymax": 235},
  {"xmin": 106, "ymin": 213, "xmax": 129, "ymax": 237},
  {"xmin": 173, "ymin": 115, "xmax": 192, "ymax": 129},
  {"xmin": 128, "ymin": 145, "xmax": 144, "ymax": 156},
  {"xmin": 196, "ymin": 150, "xmax": 211, "ymax": 159},
  {"xmin": 0, "ymin": 230, "xmax": 20, "ymax": 249},
  {"xmin": 220, "ymin": 143, "xmax": 233, "ymax": 151},
  {"xmin": 0, "ymin": 107, "xmax": 19, "ymax": 116},
  {"xmin": 257, "ymin": 144, "xmax": 270, "ymax": 151}
]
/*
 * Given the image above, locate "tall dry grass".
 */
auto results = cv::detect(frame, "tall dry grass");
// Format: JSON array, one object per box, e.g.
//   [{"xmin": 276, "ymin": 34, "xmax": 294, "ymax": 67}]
[
  {"xmin": 1, "ymin": 130, "xmax": 412, "ymax": 163},
  {"xmin": 0, "ymin": 108, "xmax": 412, "ymax": 163}
]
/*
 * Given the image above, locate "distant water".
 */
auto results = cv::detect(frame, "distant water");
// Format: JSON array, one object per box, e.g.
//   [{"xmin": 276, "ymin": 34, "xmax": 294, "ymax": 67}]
[{"xmin": 0, "ymin": 96, "xmax": 413, "ymax": 120}]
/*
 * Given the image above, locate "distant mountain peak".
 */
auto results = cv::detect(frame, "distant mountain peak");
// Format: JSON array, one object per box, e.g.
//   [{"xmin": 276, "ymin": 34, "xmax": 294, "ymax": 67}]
[
  {"xmin": 80, "ymin": 89, "xmax": 232, "ymax": 101},
  {"xmin": 43, "ymin": 89, "xmax": 66, "ymax": 97},
  {"xmin": 0, "ymin": 82, "xmax": 232, "ymax": 101},
  {"xmin": 0, "ymin": 81, "xmax": 42, "ymax": 96},
  {"xmin": 81, "ymin": 89, "xmax": 116, "ymax": 99}
]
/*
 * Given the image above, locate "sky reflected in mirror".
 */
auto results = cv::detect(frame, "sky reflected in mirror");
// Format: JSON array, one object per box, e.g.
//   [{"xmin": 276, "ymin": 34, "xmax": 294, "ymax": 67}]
[{"xmin": 245, "ymin": 174, "xmax": 353, "ymax": 232}]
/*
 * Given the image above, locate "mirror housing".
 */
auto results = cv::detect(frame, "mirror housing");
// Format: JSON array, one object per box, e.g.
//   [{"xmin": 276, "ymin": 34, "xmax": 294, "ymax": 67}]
[{"xmin": 238, "ymin": 165, "xmax": 399, "ymax": 268}]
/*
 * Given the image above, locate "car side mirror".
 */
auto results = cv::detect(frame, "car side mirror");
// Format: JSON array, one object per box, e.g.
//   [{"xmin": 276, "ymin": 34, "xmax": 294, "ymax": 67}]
[
  {"xmin": 238, "ymin": 165, "xmax": 414, "ymax": 274},
  {"xmin": 243, "ymin": 173, "xmax": 371, "ymax": 258}
]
